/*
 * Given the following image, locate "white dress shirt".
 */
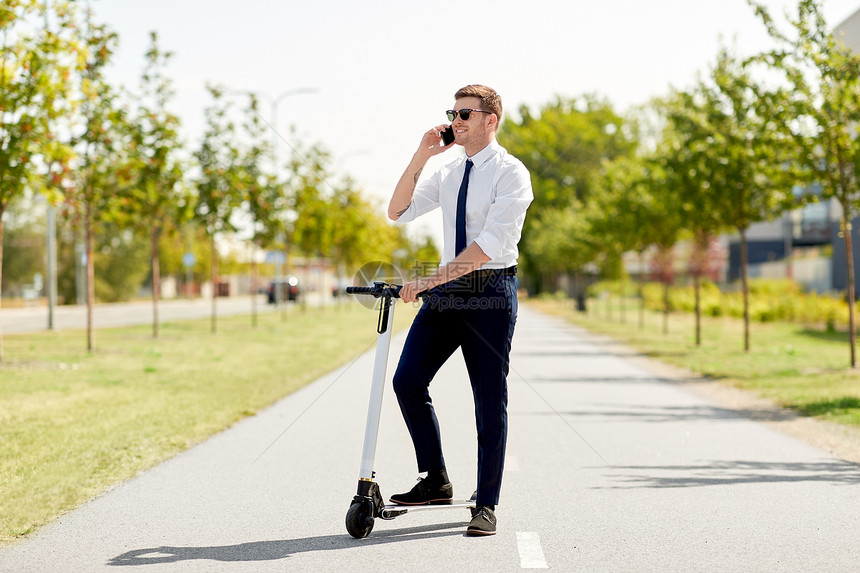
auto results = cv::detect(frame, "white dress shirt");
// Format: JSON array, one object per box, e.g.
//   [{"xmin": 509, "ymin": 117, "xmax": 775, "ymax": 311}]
[{"xmin": 397, "ymin": 140, "xmax": 533, "ymax": 269}]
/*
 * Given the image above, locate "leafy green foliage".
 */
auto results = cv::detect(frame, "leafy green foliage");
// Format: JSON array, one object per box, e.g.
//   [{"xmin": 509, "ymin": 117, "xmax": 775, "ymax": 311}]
[
  {"xmin": 0, "ymin": 1, "xmax": 79, "ymax": 215},
  {"xmin": 121, "ymin": 32, "xmax": 187, "ymax": 336},
  {"xmin": 236, "ymin": 93, "xmax": 280, "ymax": 249},
  {"xmin": 498, "ymin": 96, "xmax": 635, "ymax": 288},
  {"xmin": 501, "ymin": 96, "xmax": 633, "ymax": 206},
  {"xmin": 652, "ymin": 49, "xmax": 799, "ymax": 349},
  {"xmin": 750, "ymin": 0, "xmax": 860, "ymax": 365},
  {"xmin": 636, "ymin": 278, "xmax": 848, "ymax": 326},
  {"xmin": 63, "ymin": 14, "xmax": 136, "ymax": 350},
  {"xmin": 92, "ymin": 225, "xmax": 150, "ymax": 303},
  {"xmin": 0, "ymin": 0, "xmax": 81, "ymax": 357},
  {"xmin": 283, "ymin": 142, "xmax": 407, "ymax": 274},
  {"xmin": 526, "ymin": 201, "xmax": 595, "ymax": 275},
  {"xmin": 286, "ymin": 142, "xmax": 334, "ymax": 258},
  {"xmin": 193, "ymin": 85, "xmax": 242, "ymax": 238},
  {"xmin": 125, "ymin": 32, "xmax": 184, "ymax": 231},
  {"xmin": 0, "ymin": 207, "xmax": 44, "ymax": 295}
]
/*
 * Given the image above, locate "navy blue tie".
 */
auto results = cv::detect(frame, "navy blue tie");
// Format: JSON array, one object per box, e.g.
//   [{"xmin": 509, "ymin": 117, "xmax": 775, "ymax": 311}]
[{"xmin": 455, "ymin": 159, "xmax": 474, "ymax": 255}]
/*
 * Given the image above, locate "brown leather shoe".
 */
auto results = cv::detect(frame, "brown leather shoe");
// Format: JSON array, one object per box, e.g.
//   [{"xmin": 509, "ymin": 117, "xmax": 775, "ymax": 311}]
[
  {"xmin": 466, "ymin": 505, "xmax": 496, "ymax": 536},
  {"xmin": 388, "ymin": 477, "xmax": 453, "ymax": 505}
]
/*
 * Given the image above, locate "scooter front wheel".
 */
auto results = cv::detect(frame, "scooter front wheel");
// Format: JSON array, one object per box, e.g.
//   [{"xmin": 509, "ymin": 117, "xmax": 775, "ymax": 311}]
[{"xmin": 346, "ymin": 499, "xmax": 375, "ymax": 538}]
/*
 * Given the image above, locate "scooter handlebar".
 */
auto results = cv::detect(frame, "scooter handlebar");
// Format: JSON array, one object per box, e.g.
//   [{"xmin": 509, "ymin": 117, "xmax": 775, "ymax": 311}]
[
  {"xmin": 345, "ymin": 286, "xmax": 379, "ymax": 296},
  {"xmin": 346, "ymin": 283, "xmax": 427, "ymax": 299},
  {"xmin": 346, "ymin": 283, "xmax": 403, "ymax": 299}
]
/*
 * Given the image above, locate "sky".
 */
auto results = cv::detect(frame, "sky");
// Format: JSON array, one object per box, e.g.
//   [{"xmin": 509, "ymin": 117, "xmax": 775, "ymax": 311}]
[{"xmin": 91, "ymin": 0, "xmax": 860, "ymax": 247}]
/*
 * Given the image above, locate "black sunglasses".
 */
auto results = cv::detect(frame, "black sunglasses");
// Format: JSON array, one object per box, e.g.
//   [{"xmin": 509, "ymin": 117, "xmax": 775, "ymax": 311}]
[{"xmin": 446, "ymin": 109, "xmax": 492, "ymax": 122}]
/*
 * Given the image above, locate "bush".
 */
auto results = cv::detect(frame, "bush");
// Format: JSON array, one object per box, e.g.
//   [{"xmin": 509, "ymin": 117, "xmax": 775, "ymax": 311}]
[
  {"xmin": 588, "ymin": 279, "xmax": 638, "ymax": 298},
  {"xmin": 610, "ymin": 278, "xmax": 849, "ymax": 328},
  {"xmin": 537, "ymin": 290, "xmax": 569, "ymax": 301}
]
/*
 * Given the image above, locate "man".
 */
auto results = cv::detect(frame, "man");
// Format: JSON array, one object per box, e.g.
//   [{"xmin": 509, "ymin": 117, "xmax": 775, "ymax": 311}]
[{"xmin": 387, "ymin": 84, "xmax": 533, "ymax": 536}]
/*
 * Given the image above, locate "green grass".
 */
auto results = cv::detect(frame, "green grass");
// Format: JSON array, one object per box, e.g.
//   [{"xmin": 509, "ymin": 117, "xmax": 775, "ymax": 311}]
[
  {"xmin": 527, "ymin": 297, "xmax": 860, "ymax": 427},
  {"xmin": 0, "ymin": 302, "xmax": 414, "ymax": 543}
]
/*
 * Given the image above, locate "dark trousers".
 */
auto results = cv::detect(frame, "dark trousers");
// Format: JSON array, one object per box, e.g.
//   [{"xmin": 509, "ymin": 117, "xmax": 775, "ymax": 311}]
[{"xmin": 392, "ymin": 272, "xmax": 518, "ymax": 507}]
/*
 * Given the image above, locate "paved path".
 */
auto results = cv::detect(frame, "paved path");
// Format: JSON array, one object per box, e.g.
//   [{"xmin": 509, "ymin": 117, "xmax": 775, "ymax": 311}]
[
  {"xmin": 0, "ymin": 296, "xmax": 277, "ymax": 334},
  {"xmin": 1, "ymin": 304, "xmax": 859, "ymax": 572}
]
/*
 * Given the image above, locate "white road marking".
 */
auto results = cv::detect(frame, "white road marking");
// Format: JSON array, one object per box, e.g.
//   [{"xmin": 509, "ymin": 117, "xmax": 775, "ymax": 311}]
[
  {"xmin": 506, "ymin": 455, "xmax": 520, "ymax": 471},
  {"xmin": 516, "ymin": 531, "xmax": 548, "ymax": 569}
]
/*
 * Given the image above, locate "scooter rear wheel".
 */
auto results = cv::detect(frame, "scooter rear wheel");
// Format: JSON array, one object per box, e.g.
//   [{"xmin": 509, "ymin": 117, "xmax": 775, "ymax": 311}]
[{"xmin": 346, "ymin": 499, "xmax": 375, "ymax": 538}]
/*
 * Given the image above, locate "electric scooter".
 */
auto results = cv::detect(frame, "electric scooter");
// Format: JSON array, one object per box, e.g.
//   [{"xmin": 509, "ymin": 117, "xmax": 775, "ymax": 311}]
[{"xmin": 344, "ymin": 282, "xmax": 475, "ymax": 539}]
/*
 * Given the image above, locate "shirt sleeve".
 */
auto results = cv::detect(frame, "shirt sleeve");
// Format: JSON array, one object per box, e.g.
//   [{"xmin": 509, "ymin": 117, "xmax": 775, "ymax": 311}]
[
  {"xmin": 395, "ymin": 169, "xmax": 442, "ymax": 223},
  {"xmin": 473, "ymin": 163, "xmax": 534, "ymax": 260}
]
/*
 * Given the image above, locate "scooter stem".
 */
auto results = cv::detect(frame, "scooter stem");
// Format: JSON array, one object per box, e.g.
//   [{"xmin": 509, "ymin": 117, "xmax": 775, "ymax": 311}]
[{"xmin": 359, "ymin": 295, "xmax": 395, "ymax": 481}]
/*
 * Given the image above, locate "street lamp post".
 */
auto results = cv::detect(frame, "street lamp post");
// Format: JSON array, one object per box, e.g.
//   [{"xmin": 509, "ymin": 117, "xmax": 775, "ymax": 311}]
[
  {"xmin": 269, "ymin": 88, "xmax": 317, "ymax": 173},
  {"xmin": 46, "ymin": 203, "xmax": 57, "ymax": 329},
  {"xmin": 229, "ymin": 87, "xmax": 317, "ymax": 172}
]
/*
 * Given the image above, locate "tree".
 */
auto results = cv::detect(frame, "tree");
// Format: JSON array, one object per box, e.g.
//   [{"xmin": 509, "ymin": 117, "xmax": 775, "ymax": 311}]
[
  {"xmin": 659, "ymin": 90, "xmax": 728, "ymax": 345},
  {"xmin": 1, "ymin": 198, "xmax": 45, "ymax": 296},
  {"xmin": 327, "ymin": 176, "xmax": 408, "ymax": 284},
  {"xmin": 750, "ymin": 0, "xmax": 860, "ymax": 365},
  {"xmin": 92, "ymin": 224, "xmax": 150, "ymax": 302},
  {"xmin": 523, "ymin": 200, "xmax": 597, "ymax": 295},
  {"xmin": 498, "ymin": 96, "xmax": 635, "ymax": 291},
  {"xmin": 193, "ymin": 85, "xmax": 242, "ymax": 333},
  {"xmin": 236, "ymin": 93, "xmax": 277, "ymax": 326},
  {"xmin": 287, "ymin": 142, "xmax": 335, "ymax": 261},
  {"xmin": 0, "ymin": 0, "xmax": 79, "ymax": 359},
  {"xmin": 280, "ymin": 139, "xmax": 416, "ymax": 297},
  {"xmin": 68, "ymin": 15, "xmax": 133, "ymax": 351},
  {"xmin": 639, "ymin": 154, "xmax": 686, "ymax": 334},
  {"xmin": 711, "ymin": 49, "xmax": 797, "ymax": 351},
  {"xmin": 665, "ymin": 49, "xmax": 796, "ymax": 351},
  {"xmin": 125, "ymin": 31, "xmax": 185, "ymax": 338},
  {"xmin": 156, "ymin": 218, "xmax": 210, "ymax": 296}
]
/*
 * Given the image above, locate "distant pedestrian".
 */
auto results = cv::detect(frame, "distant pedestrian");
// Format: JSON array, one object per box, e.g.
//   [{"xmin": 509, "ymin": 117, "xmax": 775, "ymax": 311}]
[{"xmin": 387, "ymin": 84, "xmax": 533, "ymax": 536}]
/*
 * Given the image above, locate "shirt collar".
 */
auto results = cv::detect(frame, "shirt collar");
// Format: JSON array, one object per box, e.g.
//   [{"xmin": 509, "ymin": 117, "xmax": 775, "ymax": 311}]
[{"xmin": 465, "ymin": 139, "xmax": 499, "ymax": 169}]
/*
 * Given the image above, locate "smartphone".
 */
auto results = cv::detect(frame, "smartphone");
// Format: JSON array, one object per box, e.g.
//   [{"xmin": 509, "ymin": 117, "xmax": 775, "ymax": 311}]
[{"xmin": 441, "ymin": 125, "xmax": 455, "ymax": 146}]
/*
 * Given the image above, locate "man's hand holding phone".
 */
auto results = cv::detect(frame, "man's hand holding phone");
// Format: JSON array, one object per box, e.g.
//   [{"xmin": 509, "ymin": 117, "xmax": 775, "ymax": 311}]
[{"xmin": 417, "ymin": 124, "xmax": 456, "ymax": 161}]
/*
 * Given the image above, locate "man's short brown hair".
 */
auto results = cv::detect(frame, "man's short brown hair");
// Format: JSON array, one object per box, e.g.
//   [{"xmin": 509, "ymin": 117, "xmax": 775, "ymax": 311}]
[{"xmin": 455, "ymin": 84, "xmax": 502, "ymax": 124}]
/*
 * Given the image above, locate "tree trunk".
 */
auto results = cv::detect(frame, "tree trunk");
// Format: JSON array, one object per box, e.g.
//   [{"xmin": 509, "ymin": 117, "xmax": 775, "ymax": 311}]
[
  {"xmin": 282, "ymin": 246, "xmax": 291, "ymax": 322},
  {"xmin": 251, "ymin": 244, "xmax": 258, "ymax": 328},
  {"xmin": 211, "ymin": 235, "xmax": 218, "ymax": 334},
  {"xmin": 620, "ymin": 277, "xmax": 627, "ymax": 324},
  {"xmin": 842, "ymin": 212, "xmax": 857, "ymax": 367},
  {"xmin": 694, "ymin": 273, "xmax": 702, "ymax": 346},
  {"xmin": 662, "ymin": 281, "xmax": 669, "ymax": 335},
  {"xmin": 638, "ymin": 251, "xmax": 645, "ymax": 330},
  {"xmin": 574, "ymin": 270, "xmax": 586, "ymax": 313},
  {"xmin": 740, "ymin": 227, "xmax": 750, "ymax": 352},
  {"xmin": 0, "ymin": 212, "xmax": 5, "ymax": 361},
  {"xmin": 606, "ymin": 288, "xmax": 612, "ymax": 321},
  {"xmin": 86, "ymin": 207, "xmax": 95, "ymax": 352},
  {"xmin": 151, "ymin": 225, "xmax": 161, "ymax": 339}
]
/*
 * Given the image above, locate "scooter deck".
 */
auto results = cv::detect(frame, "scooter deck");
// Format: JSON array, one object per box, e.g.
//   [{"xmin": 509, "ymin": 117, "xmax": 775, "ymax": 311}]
[{"xmin": 380, "ymin": 500, "xmax": 475, "ymax": 519}]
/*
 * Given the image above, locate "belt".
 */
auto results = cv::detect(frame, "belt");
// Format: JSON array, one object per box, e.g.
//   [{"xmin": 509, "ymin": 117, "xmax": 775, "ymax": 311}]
[
  {"xmin": 438, "ymin": 265, "xmax": 517, "ymax": 290},
  {"xmin": 436, "ymin": 265, "xmax": 516, "ymax": 294},
  {"xmin": 472, "ymin": 265, "xmax": 517, "ymax": 279}
]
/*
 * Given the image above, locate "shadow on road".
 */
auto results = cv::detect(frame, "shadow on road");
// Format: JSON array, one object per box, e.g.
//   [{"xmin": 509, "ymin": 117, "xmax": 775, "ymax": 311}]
[
  {"xmin": 516, "ymin": 401, "xmax": 799, "ymax": 424},
  {"xmin": 598, "ymin": 459, "xmax": 860, "ymax": 489},
  {"xmin": 526, "ymin": 375, "xmax": 691, "ymax": 385},
  {"xmin": 514, "ymin": 350, "xmax": 642, "ymax": 358},
  {"xmin": 106, "ymin": 521, "xmax": 468, "ymax": 566}
]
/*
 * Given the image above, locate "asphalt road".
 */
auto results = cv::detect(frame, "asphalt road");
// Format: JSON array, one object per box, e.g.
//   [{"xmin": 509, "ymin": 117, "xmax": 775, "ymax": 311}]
[
  {"xmin": 0, "ymin": 296, "xmax": 276, "ymax": 334},
  {"xmin": 1, "ymin": 304, "xmax": 858, "ymax": 572}
]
